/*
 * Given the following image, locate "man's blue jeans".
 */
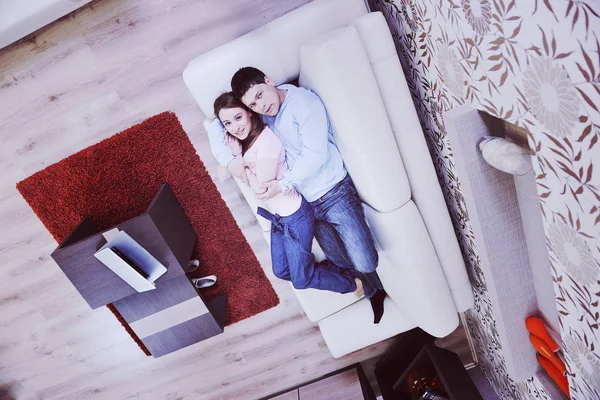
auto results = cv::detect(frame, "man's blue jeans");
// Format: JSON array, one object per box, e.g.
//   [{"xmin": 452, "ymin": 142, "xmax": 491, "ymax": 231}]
[
  {"xmin": 258, "ymin": 200, "xmax": 357, "ymax": 293},
  {"xmin": 310, "ymin": 174, "xmax": 383, "ymax": 298}
]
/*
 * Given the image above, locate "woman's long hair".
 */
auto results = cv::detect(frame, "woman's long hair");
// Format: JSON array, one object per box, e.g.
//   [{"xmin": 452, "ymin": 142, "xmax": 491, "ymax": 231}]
[{"xmin": 213, "ymin": 92, "xmax": 264, "ymax": 155}]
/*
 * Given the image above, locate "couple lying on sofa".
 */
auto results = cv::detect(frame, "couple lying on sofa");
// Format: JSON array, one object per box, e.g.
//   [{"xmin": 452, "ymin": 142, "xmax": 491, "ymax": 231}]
[{"xmin": 208, "ymin": 67, "xmax": 387, "ymax": 323}]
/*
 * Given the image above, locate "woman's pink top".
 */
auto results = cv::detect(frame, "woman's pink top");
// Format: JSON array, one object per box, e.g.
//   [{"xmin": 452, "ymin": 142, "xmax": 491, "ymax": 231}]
[{"xmin": 227, "ymin": 127, "xmax": 302, "ymax": 217}]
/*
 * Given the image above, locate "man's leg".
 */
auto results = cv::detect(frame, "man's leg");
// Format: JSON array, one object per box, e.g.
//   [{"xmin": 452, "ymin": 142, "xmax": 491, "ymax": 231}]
[
  {"xmin": 260, "ymin": 203, "xmax": 356, "ymax": 293},
  {"xmin": 313, "ymin": 220, "xmax": 378, "ymax": 298},
  {"xmin": 311, "ymin": 175, "xmax": 386, "ymax": 323},
  {"xmin": 311, "ymin": 177, "xmax": 383, "ymax": 292}
]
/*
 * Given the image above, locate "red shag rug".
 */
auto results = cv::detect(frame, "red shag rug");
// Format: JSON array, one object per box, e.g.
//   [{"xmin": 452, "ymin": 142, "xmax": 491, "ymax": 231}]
[{"xmin": 17, "ymin": 112, "xmax": 279, "ymax": 352}]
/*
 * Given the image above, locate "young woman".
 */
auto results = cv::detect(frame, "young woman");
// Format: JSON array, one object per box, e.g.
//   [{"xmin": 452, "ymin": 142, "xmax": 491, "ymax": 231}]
[{"xmin": 214, "ymin": 92, "xmax": 363, "ymax": 296}]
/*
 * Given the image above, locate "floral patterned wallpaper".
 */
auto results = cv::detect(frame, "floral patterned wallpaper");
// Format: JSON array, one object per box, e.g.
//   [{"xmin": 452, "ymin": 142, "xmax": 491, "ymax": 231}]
[{"xmin": 369, "ymin": 0, "xmax": 600, "ymax": 399}]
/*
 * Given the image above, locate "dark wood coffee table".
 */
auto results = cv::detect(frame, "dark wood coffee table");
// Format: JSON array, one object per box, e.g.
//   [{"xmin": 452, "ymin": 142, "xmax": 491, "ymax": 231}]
[
  {"xmin": 51, "ymin": 183, "xmax": 195, "ymax": 308},
  {"xmin": 112, "ymin": 274, "xmax": 227, "ymax": 358},
  {"xmin": 51, "ymin": 183, "xmax": 227, "ymax": 357}
]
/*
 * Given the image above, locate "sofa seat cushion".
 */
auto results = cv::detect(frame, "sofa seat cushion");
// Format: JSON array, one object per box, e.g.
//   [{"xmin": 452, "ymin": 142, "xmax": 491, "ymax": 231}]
[
  {"xmin": 294, "ymin": 283, "xmax": 363, "ymax": 322},
  {"xmin": 364, "ymin": 200, "xmax": 459, "ymax": 338},
  {"xmin": 318, "ymin": 296, "xmax": 415, "ymax": 358}
]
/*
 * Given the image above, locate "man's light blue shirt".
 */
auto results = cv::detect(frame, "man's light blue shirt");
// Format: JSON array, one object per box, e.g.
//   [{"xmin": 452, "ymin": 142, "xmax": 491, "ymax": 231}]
[{"xmin": 207, "ymin": 84, "xmax": 346, "ymax": 202}]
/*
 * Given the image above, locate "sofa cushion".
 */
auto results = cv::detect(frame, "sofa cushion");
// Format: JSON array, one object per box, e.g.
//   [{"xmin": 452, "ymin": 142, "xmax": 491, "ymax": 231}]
[
  {"xmin": 298, "ymin": 26, "xmax": 411, "ymax": 213},
  {"xmin": 350, "ymin": 12, "xmax": 473, "ymax": 312},
  {"xmin": 318, "ymin": 296, "xmax": 415, "ymax": 358},
  {"xmin": 293, "ymin": 281, "xmax": 363, "ymax": 322},
  {"xmin": 364, "ymin": 200, "xmax": 459, "ymax": 338}
]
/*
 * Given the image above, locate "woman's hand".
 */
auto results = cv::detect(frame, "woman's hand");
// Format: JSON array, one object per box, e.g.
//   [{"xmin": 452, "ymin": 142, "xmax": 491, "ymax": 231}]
[
  {"xmin": 245, "ymin": 169, "xmax": 265, "ymax": 194},
  {"xmin": 224, "ymin": 132, "xmax": 236, "ymax": 145},
  {"xmin": 227, "ymin": 158, "xmax": 249, "ymax": 185}
]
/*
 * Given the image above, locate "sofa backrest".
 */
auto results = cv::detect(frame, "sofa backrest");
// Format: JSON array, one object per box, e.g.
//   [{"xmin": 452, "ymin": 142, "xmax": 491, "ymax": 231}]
[
  {"xmin": 349, "ymin": 13, "xmax": 473, "ymax": 312},
  {"xmin": 183, "ymin": 0, "xmax": 368, "ymax": 119},
  {"xmin": 298, "ymin": 26, "xmax": 411, "ymax": 213}
]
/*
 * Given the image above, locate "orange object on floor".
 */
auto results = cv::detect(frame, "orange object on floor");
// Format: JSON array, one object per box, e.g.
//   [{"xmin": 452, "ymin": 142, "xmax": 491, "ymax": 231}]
[
  {"xmin": 530, "ymin": 334, "xmax": 567, "ymax": 374},
  {"xmin": 526, "ymin": 316, "xmax": 560, "ymax": 352},
  {"xmin": 537, "ymin": 354, "xmax": 570, "ymax": 398}
]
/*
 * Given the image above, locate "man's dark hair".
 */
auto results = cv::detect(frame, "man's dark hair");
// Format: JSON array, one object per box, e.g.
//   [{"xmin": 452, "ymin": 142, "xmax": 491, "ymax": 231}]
[{"xmin": 231, "ymin": 67, "xmax": 267, "ymax": 100}]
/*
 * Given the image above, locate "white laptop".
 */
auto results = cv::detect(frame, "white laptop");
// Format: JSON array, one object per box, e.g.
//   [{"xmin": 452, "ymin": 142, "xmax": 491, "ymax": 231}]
[{"xmin": 94, "ymin": 230, "xmax": 167, "ymax": 292}]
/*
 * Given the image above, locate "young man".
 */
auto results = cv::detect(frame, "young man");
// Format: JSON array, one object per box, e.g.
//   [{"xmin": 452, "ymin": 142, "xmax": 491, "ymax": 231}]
[{"xmin": 208, "ymin": 67, "xmax": 386, "ymax": 323}]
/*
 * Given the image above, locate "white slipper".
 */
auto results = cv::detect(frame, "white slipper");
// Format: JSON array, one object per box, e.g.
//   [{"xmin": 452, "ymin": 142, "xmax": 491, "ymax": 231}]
[
  {"xmin": 191, "ymin": 275, "xmax": 217, "ymax": 289},
  {"xmin": 185, "ymin": 259, "xmax": 200, "ymax": 273}
]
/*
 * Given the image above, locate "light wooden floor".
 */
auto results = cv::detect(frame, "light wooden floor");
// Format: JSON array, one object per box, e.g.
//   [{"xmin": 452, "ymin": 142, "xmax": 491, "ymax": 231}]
[{"xmin": 0, "ymin": 1, "xmax": 472, "ymax": 399}]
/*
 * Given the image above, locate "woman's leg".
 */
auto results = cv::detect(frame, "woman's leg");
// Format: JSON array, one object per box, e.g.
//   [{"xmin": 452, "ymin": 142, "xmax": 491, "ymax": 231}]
[
  {"xmin": 278, "ymin": 201, "xmax": 357, "ymax": 293},
  {"xmin": 269, "ymin": 228, "xmax": 291, "ymax": 281}
]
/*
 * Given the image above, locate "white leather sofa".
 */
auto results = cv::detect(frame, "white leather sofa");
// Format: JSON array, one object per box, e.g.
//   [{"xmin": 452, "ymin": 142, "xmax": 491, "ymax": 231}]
[
  {"xmin": 0, "ymin": 0, "xmax": 91, "ymax": 50},
  {"xmin": 183, "ymin": 0, "xmax": 473, "ymax": 357}
]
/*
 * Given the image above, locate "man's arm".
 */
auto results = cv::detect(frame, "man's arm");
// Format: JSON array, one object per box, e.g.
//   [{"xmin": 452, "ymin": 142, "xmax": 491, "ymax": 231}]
[
  {"xmin": 257, "ymin": 93, "xmax": 329, "ymax": 200},
  {"xmin": 283, "ymin": 94, "xmax": 329, "ymax": 188}
]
